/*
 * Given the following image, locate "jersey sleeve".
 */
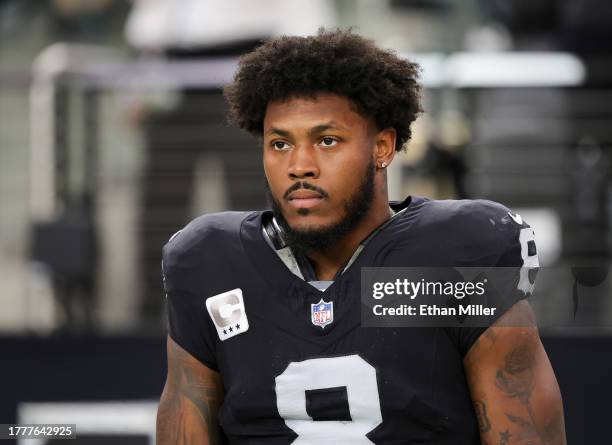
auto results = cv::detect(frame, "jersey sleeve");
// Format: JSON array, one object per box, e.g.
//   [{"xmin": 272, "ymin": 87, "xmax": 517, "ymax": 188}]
[
  {"xmin": 446, "ymin": 202, "xmax": 540, "ymax": 357},
  {"xmin": 162, "ymin": 234, "xmax": 219, "ymax": 371}
]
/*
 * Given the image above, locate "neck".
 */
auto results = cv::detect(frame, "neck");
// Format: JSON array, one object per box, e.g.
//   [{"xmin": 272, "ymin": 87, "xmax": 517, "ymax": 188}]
[{"xmin": 307, "ymin": 196, "xmax": 392, "ymax": 280}]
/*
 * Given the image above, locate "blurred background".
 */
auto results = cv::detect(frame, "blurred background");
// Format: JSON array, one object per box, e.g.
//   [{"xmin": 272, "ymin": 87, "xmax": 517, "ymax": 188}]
[{"xmin": 0, "ymin": 0, "xmax": 611, "ymax": 443}]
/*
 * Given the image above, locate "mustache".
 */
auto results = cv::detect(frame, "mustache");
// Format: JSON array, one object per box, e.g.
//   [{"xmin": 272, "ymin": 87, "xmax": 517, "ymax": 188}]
[{"xmin": 283, "ymin": 181, "xmax": 329, "ymax": 200}]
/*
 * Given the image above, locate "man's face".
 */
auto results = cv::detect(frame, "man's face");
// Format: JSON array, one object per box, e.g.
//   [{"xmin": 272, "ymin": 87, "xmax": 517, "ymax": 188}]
[{"xmin": 263, "ymin": 93, "xmax": 379, "ymax": 248}]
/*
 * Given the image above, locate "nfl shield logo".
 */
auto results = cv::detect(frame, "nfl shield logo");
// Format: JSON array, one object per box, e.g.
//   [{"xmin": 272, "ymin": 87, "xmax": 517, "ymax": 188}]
[{"xmin": 311, "ymin": 298, "xmax": 333, "ymax": 328}]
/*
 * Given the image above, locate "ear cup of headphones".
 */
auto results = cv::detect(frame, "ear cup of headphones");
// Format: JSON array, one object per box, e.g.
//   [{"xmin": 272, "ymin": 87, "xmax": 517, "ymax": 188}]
[{"xmin": 262, "ymin": 212, "xmax": 288, "ymax": 250}]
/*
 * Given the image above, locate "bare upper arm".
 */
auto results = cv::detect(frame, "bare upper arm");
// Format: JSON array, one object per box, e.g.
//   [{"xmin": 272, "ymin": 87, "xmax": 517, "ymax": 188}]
[
  {"xmin": 464, "ymin": 300, "xmax": 566, "ymax": 445},
  {"xmin": 157, "ymin": 336, "xmax": 225, "ymax": 445}
]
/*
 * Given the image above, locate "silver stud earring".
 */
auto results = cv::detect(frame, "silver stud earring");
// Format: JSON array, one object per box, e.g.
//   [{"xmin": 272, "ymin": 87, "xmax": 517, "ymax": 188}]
[{"xmin": 380, "ymin": 162, "xmax": 387, "ymax": 168}]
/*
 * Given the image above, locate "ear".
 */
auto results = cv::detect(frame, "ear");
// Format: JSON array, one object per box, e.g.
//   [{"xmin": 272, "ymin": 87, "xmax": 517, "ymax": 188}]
[{"xmin": 374, "ymin": 128, "xmax": 397, "ymax": 169}]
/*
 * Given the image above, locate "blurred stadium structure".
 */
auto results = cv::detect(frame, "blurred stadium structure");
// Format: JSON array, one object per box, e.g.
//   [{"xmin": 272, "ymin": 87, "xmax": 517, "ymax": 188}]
[{"xmin": 0, "ymin": 0, "xmax": 611, "ymax": 443}]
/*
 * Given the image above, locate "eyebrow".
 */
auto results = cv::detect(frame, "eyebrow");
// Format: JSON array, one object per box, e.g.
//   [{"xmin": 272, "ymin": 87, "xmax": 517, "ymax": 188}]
[{"xmin": 265, "ymin": 121, "xmax": 344, "ymax": 138}]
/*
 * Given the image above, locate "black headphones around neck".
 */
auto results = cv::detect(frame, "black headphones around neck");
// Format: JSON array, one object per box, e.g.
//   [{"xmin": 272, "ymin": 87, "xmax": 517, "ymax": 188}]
[{"xmin": 262, "ymin": 212, "xmax": 288, "ymax": 250}]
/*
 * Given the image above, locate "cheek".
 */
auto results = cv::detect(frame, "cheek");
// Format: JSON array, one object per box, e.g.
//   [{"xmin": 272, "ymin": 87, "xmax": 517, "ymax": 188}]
[
  {"xmin": 263, "ymin": 156, "xmax": 285, "ymax": 195},
  {"xmin": 262, "ymin": 154, "xmax": 275, "ymax": 182},
  {"xmin": 325, "ymin": 157, "xmax": 370, "ymax": 197}
]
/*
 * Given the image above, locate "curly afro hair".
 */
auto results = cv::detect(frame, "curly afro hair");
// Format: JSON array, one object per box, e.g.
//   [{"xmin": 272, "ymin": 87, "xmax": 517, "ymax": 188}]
[{"xmin": 224, "ymin": 28, "xmax": 422, "ymax": 152}]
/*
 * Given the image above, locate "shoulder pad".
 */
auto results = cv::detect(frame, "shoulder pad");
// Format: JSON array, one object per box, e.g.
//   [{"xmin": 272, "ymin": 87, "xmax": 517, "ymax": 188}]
[
  {"xmin": 162, "ymin": 211, "xmax": 253, "ymax": 270},
  {"xmin": 418, "ymin": 199, "xmax": 534, "ymax": 265}
]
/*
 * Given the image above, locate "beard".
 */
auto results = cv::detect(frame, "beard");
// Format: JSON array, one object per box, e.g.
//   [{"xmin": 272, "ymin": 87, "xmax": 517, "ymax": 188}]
[{"xmin": 266, "ymin": 159, "xmax": 376, "ymax": 255}]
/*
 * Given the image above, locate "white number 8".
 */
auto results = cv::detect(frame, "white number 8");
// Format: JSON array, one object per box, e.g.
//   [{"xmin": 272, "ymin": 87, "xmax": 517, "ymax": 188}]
[
  {"xmin": 518, "ymin": 226, "xmax": 539, "ymax": 295},
  {"xmin": 275, "ymin": 355, "xmax": 382, "ymax": 444}
]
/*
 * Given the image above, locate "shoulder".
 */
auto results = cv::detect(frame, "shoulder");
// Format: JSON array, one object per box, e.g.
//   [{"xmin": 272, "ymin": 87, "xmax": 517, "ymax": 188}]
[
  {"xmin": 418, "ymin": 198, "xmax": 516, "ymax": 227},
  {"xmin": 393, "ymin": 198, "xmax": 535, "ymax": 266},
  {"xmin": 417, "ymin": 198, "xmax": 529, "ymax": 241},
  {"xmin": 162, "ymin": 211, "xmax": 256, "ymax": 269}
]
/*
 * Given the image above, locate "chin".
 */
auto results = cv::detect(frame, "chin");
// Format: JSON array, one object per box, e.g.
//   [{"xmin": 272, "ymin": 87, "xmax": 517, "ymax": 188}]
[{"xmin": 285, "ymin": 213, "xmax": 337, "ymax": 233}]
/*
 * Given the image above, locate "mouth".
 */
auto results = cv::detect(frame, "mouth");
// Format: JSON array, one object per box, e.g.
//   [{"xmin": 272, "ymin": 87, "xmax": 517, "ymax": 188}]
[{"xmin": 286, "ymin": 190, "xmax": 324, "ymax": 209}]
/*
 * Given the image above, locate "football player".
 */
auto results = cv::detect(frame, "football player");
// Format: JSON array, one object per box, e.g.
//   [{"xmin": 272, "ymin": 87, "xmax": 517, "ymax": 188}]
[{"xmin": 156, "ymin": 29, "xmax": 566, "ymax": 444}]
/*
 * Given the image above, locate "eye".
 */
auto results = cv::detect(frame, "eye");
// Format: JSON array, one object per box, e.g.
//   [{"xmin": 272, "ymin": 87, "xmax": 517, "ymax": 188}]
[
  {"xmin": 272, "ymin": 141, "xmax": 291, "ymax": 150},
  {"xmin": 319, "ymin": 136, "xmax": 338, "ymax": 147}
]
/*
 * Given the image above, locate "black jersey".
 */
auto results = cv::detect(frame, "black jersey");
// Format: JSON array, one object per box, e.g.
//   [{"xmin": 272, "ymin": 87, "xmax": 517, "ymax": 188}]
[{"xmin": 162, "ymin": 196, "xmax": 539, "ymax": 444}]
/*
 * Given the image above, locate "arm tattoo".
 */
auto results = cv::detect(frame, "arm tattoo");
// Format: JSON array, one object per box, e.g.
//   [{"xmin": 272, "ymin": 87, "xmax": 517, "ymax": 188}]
[
  {"xmin": 180, "ymin": 364, "xmax": 221, "ymax": 436},
  {"xmin": 494, "ymin": 342, "xmax": 564, "ymax": 444},
  {"xmin": 473, "ymin": 400, "xmax": 491, "ymax": 433},
  {"xmin": 505, "ymin": 412, "xmax": 538, "ymax": 442},
  {"xmin": 467, "ymin": 302, "xmax": 565, "ymax": 445},
  {"xmin": 495, "ymin": 344, "xmax": 535, "ymax": 406},
  {"xmin": 498, "ymin": 429, "xmax": 512, "ymax": 445},
  {"xmin": 494, "ymin": 343, "xmax": 538, "ymax": 442},
  {"xmin": 157, "ymin": 339, "xmax": 225, "ymax": 445}
]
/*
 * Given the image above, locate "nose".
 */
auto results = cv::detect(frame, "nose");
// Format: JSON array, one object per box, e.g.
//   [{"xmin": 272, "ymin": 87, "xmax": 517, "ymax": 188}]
[{"xmin": 287, "ymin": 145, "xmax": 320, "ymax": 180}]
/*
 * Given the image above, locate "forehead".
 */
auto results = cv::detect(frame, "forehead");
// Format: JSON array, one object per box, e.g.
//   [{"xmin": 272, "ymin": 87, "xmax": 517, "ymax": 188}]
[{"xmin": 263, "ymin": 94, "xmax": 374, "ymax": 134}]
